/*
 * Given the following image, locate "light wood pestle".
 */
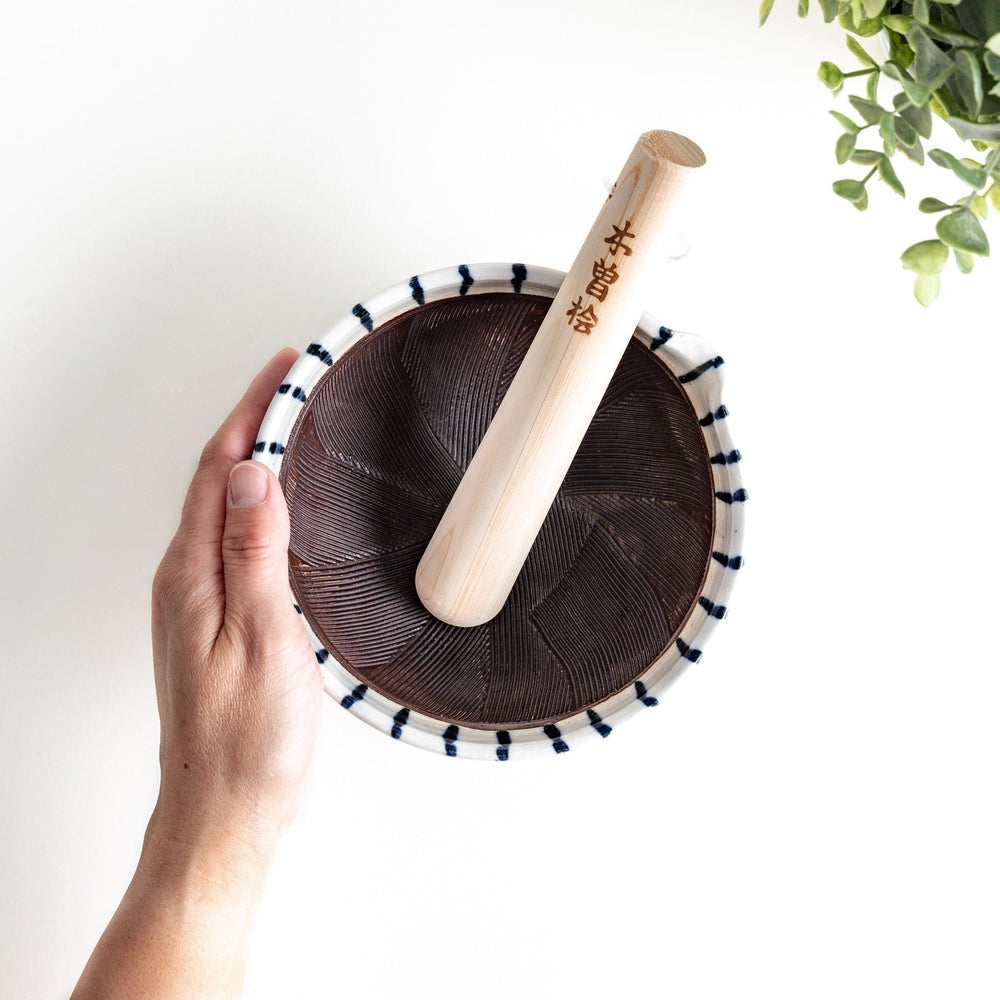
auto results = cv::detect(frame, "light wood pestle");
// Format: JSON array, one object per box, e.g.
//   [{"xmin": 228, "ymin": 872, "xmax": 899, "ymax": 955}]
[{"xmin": 415, "ymin": 130, "xmax": 706, "ymax": 627}]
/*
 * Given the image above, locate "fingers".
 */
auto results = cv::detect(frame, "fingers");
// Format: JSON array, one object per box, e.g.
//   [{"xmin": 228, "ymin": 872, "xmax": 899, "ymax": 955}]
[
  {"xmin": 220, "ymin": 461, "xmax": 296, "ymax": 648},
  {"xmin": 174, "ymin": 348, "xmax": 299, "ymax": 571}
]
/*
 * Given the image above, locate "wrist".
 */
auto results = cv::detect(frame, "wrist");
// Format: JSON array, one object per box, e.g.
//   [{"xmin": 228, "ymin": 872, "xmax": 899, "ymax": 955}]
[
  {"xmin": 72, "ymin": 801, "xmax": 272, "ymax": 1000},
  {"xmin": 139, "ymin": 793, "xmax": 278, "ymax": 910}
]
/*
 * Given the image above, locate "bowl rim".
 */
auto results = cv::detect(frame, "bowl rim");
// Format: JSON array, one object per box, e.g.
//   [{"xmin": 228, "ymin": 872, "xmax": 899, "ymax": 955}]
[{"xmin": 253, "ymin": 262, "xmax": 745, "ymax": 761}]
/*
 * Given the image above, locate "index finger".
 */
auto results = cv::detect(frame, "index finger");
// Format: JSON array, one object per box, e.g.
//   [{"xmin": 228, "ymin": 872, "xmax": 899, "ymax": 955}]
[{"xmin": 173, "ymin": 347, "xmax": 299, "ymax": 565}]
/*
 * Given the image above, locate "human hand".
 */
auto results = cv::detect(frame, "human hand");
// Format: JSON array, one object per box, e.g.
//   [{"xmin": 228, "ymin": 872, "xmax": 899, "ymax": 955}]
[
  {"xmin": 149, "ymin": 347, "xmax": 323, "ymax": 870},
  {"xmin": 72, "ymin": 349, "xmax": 324, "ymax": 1000}
]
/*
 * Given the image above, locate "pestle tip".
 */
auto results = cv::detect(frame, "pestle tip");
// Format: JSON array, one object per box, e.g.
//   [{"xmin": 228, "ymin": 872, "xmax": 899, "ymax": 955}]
[{"xmin": 639, "ymin": 130, "xmax": 706, "ymax": 169}]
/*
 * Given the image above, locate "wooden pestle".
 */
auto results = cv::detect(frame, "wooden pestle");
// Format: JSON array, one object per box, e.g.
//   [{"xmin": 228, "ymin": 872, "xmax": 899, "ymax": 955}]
[{"xmin": 415, "ymin": 130, "xmax": 706, "ymax": 628}]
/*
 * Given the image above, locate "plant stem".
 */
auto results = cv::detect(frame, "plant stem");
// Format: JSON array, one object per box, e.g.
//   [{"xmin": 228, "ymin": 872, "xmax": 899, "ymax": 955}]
[
  {"xmin": 862, "ymin": 165, "xmax": 878, "ymax": 184},
  {"xmin": 843, "ymin": 68, "xmax": 877, "ymax": 78}
]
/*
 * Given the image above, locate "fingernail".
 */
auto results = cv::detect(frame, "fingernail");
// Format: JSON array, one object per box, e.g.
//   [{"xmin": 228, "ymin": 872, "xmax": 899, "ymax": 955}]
[{"xmin": 229, "ymin": 463, "xmax": 268, "ymax": 508}]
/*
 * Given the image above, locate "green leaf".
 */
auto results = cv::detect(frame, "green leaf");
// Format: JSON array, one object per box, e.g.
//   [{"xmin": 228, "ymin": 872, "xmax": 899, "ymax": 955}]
[
  {"xmin": 839, "ymin": 7, "xmax": 883, "ymax": 36},
  {"xmin": 891, "ymin": 42, "xmax": 915, "ymax": 71},
  {"xmin": 853, "ymin": 187, "xmax": 869, "ymax": 211},
  {"xmin": 879, "ymin": 112, "xmax": 898, "ymax": 155},
  {"xmin": 909, "ymin": 27, "xmax": 955, "ymax": 89},
  {"xmin": 846, "ymin": 34, "xmax": 877, "ymax": 68},
  {"xmin": 890, "ymin": 38, "xmax": 914, "ymax": 70},
  {"xmin": 929, "ymin": 93, "xmax": 950, "ymax": 119},
  {"xmin": 919, "ymin": 197, "xmax": 952, "ymax": 213},
  {"xmin": 954, "ymin": 250, "xmax": 975, "ymax": 274},
  {"xmin": 947, "ymin": 119, "xmax": 1000, "ymax": 143},
  {"xmin": 830, "ymin": 110, "xmax": 859, "ymax": 133},
  {"xmin": 913, "ymin": 0, "xmax": 929, "ymax": 23},
  {"xmin": 936, "ymin": 210, "xmax": 990, "ymax": 256},
  {"xmin": 986, "ymin": 33, "xmax": 1000, "ymax": 56},
  {"xmin": 984, "ymin": 51, "xmax": 1000, "ymax": 80},
  {"xmin": 836, "ymin": 132, "xmax": 857, "ymax": 164},
  {"xmin": 896, "ymin": 94, "xmax": 933, "ymax": 138},
  {"xmin": 819, "ymin": 0, "xmax": 838, "ymax": 22},
  {"xmin": 938, "ymin": 87, "xmax": 966, "ymax": 116},
  {"xmin": 759, "ymin": 0, "xmax": 775, "ymax": 26},
  {"xmin": 885, "ymin": 63, "xmax": 926, "ymax": 105},
  {"xmin": 850, "ymin": 149, "xmax": 883, "ymax": 165},
  {"xmin": 901, "ymin": 239, "xmax": 949, "ymax": 274},
  {"xmin": 922, "ymin": 22, "xmax": 977, "ymax": 48},
  {"xmin": 972, "ymin": 194, "xmax": 988, "ymax": 219},
  {"xmin": 833, "ymin": 178, "xmax": 868, "ymax": 202},
  {"xmin": 853, "ymin": 16, "xmax": 884, "ymax": 37},
  {"xmin": 866, "ymin": 68, "xmax": 880, "ymax": 101},
  {"xmin": 928, "ymin": 149, "xmax": 987, "ymax": 189},
  {"xmin": 861, "ymin": 0, "xmax": 886, "ymax": 17},
  {"xmin": 798, "ymin": 0, "xmax": 809, "ymax": 17},
  {"xmin": 849, "ymin": 95, "xmax": 885, "ymax": 124},
  {"xmin": 914, "ymin": 273, "xmax": 940, "ymax": 306},
  {"xmin": 990, "ymin": 185, "xmax": 1000, "ymax": 212},
  {"xmin": 894, "ymin": 114, "xmax": 917, "ymax": 146},
  {"xmin": 818, "ymin": 61, "xmax": 844, "ymax": 90},
  {"xmin": 897, "ymin": 137, "xmax": 925, "ymax": 165},
  {"xmin": 899, "ymin": 77, "xmax": 931, "ymax": 106},
  {"xmin": 883, "ymin": 15, "xmax": 913, "ymax": 33},
  {"xmin": 878, "ymin": 155, "xmax": 905, "ymax": 196},
  {"xmin": 954, "ymin": 49, "xmax": 984, "ymax": 118}
]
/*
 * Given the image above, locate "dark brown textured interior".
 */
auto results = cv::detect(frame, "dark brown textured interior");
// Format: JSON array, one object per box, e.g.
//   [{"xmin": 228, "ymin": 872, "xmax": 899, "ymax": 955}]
[{"xmin": 280, "ymin": 292, "xmax": 715, "ymax": 729}]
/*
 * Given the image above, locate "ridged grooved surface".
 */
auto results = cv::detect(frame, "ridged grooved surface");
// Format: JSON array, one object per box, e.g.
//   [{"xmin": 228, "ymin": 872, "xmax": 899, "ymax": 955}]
[{"xmin": 281, "ymin": 293, "xmax": 715, "ymax": 729}]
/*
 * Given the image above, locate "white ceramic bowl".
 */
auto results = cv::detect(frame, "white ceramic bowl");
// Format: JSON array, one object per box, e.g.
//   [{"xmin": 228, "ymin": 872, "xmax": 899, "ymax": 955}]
[{"xmin": 254, "ymin": 263, "xmax": 745, "ymax": 760}]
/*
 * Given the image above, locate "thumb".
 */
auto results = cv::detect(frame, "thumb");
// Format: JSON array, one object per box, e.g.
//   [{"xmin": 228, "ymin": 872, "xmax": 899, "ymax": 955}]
[{"xmin": 221, "ymin": 461, "xmax": 294, "ymax": 645}]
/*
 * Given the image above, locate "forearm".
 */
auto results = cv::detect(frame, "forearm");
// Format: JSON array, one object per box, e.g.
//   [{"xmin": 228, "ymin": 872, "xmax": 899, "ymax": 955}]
[{"xmin": 71, "ymin": 804, "xmax": 274, "ymax": 1000}]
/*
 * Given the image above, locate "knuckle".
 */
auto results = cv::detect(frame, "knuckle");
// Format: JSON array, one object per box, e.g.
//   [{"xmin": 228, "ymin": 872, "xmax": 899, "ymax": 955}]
[
  {"xmin": 221, "ymin": 608, "xmax": 308, "ymax": 664},
  {"xmin": 221, "ymin": 524, "xmax": 275, "ymax": 564},
  {"xmin": 152, "ymin": 550, "xmax": 214, "ymax": 615},
  {"xmin": 197, "ymin": 435, "xmax": 230, "ymax": 476},
  {"xmin": 152, "ymin": 556, "xmax": 182, "ymax": 610},
  {"xmin": 199, "ymin": 424, "xmax": 246, "ymax": 474}
]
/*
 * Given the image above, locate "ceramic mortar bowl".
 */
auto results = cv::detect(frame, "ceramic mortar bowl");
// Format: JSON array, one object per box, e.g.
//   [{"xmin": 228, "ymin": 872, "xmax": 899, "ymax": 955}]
[{"xmin": 254, "ymin": 263, "xmax": 745, "ymax": 760}]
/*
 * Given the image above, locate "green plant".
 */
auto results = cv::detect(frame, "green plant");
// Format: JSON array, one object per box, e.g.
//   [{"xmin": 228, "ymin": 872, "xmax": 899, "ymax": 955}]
[{"xmin": 760, "ymin": 0, "xmax": 1000, "ymax": 304}]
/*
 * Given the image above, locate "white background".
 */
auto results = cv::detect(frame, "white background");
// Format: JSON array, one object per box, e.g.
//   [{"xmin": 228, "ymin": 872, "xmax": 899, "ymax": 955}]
[{"xmin": 2, "ymin": 1, "xmax": 998, "ymax": 997}]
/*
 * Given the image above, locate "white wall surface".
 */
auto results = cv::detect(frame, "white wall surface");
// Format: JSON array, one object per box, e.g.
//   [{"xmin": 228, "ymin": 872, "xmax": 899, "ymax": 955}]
[{"xmin": 2, "ymin": 1, "xmax": 998, "ymax": 997}]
